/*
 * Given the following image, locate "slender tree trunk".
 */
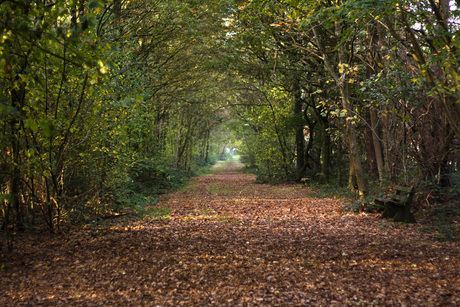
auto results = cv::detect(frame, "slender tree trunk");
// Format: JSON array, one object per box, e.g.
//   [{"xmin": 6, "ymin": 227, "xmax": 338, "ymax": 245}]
[
  {"xmin": 296, "ymin": 106, "xmax": 317, "ymax": 181},
  {"xmin": 9, "ymin": 79, "xmax": 27, "ymax": 231},
  {"xmin": 268, "ymin": 101, "xmax": 289, "ymax": 179},
  {"xmin": 364, "ymin": 21, "xmax": 386, "ymax": 181},
  {"xmin": 391, "ymin": 5, "xmax": 460, "ymax": 139},
  {"xmin": 318, "ymin": 115, "xmax": 331, "ymax": 183},
  {"xmin": 365, "ymin": 109, "xmax": 377, "ymax": 177},
  {"xmin": 370, "ymin": 109, "xmax": 385, "ymax": 180},
  {"xmin": 205, "ymin": 129, "xmax": 210, "ymax": 164},
  {"xmin": 313, "ymin": 24, "xmax": 367, "ymax": 195},
  {"xmin": 312, "ymin": 106, "xmax": 331, "ymax": 183},
  {"xmin": 336, "ymin": 141, "xmax": 343, "ymax": 187},
  {"xmin": 320, "ymin": 128, "xmax": 331, "ymax": 183},
  {"xmin": 348, "ymin": 154, "xmax": 357, "ymax": 190},
  {"xmin": 337, "ymin": 58, "xmax": 367, "ymax": 195},
  {"xmin": 293, "ymin": 78, "xmax": 305, "ymax": 175}
]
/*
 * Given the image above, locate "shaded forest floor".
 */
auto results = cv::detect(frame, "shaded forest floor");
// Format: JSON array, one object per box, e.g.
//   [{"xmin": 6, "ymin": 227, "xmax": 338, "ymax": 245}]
[{"xmin": 1, "ymin": 159, "xmax": 459, "ymax": 306}]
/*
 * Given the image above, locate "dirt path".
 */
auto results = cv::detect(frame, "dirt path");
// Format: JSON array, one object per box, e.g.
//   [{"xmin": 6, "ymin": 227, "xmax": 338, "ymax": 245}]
[{"xmin": 1, "ymin": 159, "xmax": 459, "ymax": 306}]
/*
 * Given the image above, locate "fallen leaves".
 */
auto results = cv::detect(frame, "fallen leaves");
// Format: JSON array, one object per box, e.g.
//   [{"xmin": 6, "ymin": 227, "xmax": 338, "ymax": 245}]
[{"xmin": 1, "ymin": 162, "xmax": 459, "ymax": 306}]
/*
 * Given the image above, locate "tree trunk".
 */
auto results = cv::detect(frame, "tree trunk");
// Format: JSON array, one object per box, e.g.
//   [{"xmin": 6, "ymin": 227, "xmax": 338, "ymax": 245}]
[
  {"xmin": 370, "ymin": 108, "xmax": 385, "ymax": 180},
  {"xmin": 348, "ymin": 154, "xmax": 357, "ymax": 190},
  {"xmin": 312, "ymin": 24, "xmax": 367, "ymax": 196},
  {"xmin": 312, "ymin": 106, "xmax": 331, "ymax": 183},
  {"xmin": 9, "ymin": 78, "xmax": 27, "ymax": 231},
  {"xmin": 365, "ymin": 109, "xmax": 377, "ymax": 177},
  {"xmin": 205, "ymin": 129, "xmax": 210, "ymax": 164},
  {"xmin": 320, "ymin": 127, "xmax": 331, "ymax": 183},
  {"xmin": 336, "ymin": 140, "xmax": 343, "ymax": 187},
  {"xmin": 364, "ymin": 21, "xmax": 386, "ymax": 181},
  {"xmin": 293, "ymin": 78, "xmax": 305, "ymax": 175},
  {"xmin": 394, "ymin": 6, "xmax": 460, "ymax": 140}
]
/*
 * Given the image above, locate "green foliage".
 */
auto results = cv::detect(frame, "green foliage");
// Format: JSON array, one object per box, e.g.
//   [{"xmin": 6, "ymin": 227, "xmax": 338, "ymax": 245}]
[
  {"xmin": 420, "ymin": 203, "xmax": 460, "ymax": 242},
  {"xmin": 0, "ymin": 0, "xmax": 112, "ymax": 231},
  {"xmin": 229, "ymin": 86, "xmax": 297, "ymax": 183},
  {"xmin": 128, "ymin": 159, "xmax": 193, "ymax": 197},
  {"xmin": 1, "ymin": 0, "xmax": 459, "ymax": 239},
  {"xmin": 0, "ymin": 0, "xmax": 235, "ymax": 234}
]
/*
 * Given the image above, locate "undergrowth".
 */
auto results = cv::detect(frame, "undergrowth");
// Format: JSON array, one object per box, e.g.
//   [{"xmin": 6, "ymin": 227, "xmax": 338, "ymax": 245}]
[
  {"xmin": 304, "ymin": 178, "xmax": 459, "ymax": 241},
  {"xmin": 419, "ymin": 203, "xmax": 460, "ymax": 241}
]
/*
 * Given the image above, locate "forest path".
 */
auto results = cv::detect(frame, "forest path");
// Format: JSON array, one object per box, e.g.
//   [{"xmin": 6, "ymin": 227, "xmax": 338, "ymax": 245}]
[{"xmin": 1, "ymin": 158, "xmax": 459, "ymax": 306}]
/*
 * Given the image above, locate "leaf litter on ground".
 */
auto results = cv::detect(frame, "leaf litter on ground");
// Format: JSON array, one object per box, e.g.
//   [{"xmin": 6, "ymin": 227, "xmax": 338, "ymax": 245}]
[{"xmin": 1, "ymin": 160, "xmax": 459, "ymax": 306}]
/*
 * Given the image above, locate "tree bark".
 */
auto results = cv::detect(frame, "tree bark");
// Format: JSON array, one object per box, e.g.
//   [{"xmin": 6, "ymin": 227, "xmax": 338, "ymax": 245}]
[
  {"xmin": 293, "ymin": 78, "xmax": 305, "ymax": 176},
  {"xmin": 336, "ymin": 140, "xmax": 343, "ymax": 187},
  {"xmin": 370, "ymin": 108, "xmax": 385, "ymax": 180},
  {"xmin": 312, "ymin": 25, "xmax": 368, "ymax": 196}
]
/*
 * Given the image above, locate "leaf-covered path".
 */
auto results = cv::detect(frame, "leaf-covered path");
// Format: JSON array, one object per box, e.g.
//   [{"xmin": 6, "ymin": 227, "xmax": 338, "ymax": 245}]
[{"xmin": 1, "ymin": 160, "xmax": 459, "ymax": 306}]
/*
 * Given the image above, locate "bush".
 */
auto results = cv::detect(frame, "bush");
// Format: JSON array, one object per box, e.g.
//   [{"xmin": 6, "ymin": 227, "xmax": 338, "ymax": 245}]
[{"xmin": 129, "ymin": 159, "xmax": 188, "ymax": 195}]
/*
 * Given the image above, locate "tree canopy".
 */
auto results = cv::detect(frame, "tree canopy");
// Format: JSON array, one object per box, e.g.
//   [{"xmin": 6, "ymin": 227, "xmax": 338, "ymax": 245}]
[{"xmin": 1, "ymin": 0, "xmax": 459, "ymax": 234}]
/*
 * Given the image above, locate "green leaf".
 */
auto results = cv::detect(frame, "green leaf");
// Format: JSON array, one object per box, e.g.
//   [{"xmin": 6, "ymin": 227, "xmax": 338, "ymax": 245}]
[
  {"xmin": 24, "ymin": 118, "xmax": 39, "ymax": 133},
  {"xmin": 0, "ymin": 193, "xmax": 11, "ymax": 203},
  {"xmin": 40, "ymin": 120, "xmax": 57, "ymax": 138},
  {"xmin": 88, "ymin": 0, "xmax": 104, "ymax": 9}
]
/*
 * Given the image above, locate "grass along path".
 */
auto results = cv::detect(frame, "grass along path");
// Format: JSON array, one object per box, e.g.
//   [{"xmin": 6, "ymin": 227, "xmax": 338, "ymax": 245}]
[{"xmin": 1, "ymin": 158, "xmax": 459, "ymax": 306}]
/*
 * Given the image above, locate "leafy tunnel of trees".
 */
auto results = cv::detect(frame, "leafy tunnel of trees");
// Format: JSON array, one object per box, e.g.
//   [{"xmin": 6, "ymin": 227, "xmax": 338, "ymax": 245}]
[{"xmin": 1, "ymin": 0, "xmax": 459, "ymax": 236}]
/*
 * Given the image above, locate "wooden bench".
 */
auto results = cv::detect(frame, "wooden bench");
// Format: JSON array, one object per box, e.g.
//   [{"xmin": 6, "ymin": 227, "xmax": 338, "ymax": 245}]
[{"xmin": 375, "ymin": 186, "xmax": 416, "ymax": 223}]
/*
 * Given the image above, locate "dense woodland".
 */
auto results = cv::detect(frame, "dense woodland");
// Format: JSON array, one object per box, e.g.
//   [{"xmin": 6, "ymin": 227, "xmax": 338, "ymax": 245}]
[{"xmin": 1, "ymin": 0, "xmax": 459, "ymax": 238}]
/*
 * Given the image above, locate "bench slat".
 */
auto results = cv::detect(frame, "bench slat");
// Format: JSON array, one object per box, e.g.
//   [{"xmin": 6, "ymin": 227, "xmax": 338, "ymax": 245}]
[
  {"xmin": 377, "ymin": 185, "xmax": 416, "ymax": 223},
  {"xmin": 394, "ymin": 185, "xmax": 414, "ymax": 193},
  {"xmin": 391, "ymin": 194, "xmax": 408, "ymax": 202}
]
